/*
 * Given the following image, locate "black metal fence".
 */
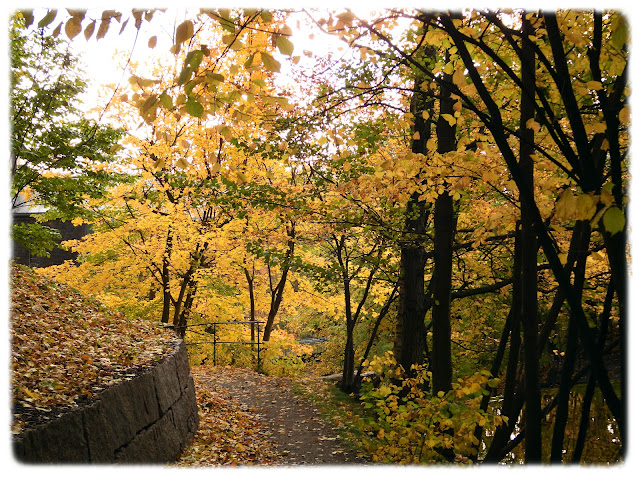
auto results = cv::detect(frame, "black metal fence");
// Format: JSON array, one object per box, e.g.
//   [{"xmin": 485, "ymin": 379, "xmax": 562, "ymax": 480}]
[{"xmin": 163, "ymin": 320, "xmax": 264, "ymax": 369}]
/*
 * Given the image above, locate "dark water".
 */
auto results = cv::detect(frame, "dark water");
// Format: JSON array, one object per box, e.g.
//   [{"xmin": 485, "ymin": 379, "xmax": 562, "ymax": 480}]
[{"xmin": 488, "ymin": 388, "xmax": 621, "ymax": 464}]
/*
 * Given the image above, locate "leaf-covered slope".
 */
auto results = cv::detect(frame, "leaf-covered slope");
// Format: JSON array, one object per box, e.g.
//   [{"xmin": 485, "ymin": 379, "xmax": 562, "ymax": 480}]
[{"xmin": 10, "ymin": 263, "xmax": 176, "ymax": 434}]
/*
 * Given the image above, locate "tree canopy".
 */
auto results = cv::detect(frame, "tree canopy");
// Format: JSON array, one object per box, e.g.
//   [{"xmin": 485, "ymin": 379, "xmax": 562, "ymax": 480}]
[{"xmin": 14, "ymin": 7, "xmax": 629, "ymax": 464}]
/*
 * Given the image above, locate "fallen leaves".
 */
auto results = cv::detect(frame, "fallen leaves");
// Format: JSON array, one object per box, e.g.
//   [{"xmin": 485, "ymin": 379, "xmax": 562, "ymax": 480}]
[
  {"xmin": 175, "ymin": 366, "xmax": 366, "ymax": 465},
  {"xmin": 10, "ymin": 264, "xmax": 176, "ymax": 434},
  {"xmin": 172, "ymin": 367, "xmax": 282, "ymax": 466}
]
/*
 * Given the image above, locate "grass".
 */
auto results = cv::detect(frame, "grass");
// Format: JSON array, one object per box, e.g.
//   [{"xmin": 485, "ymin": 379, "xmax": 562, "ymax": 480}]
[{"xmin": 290, "ymin": 376, "xmax": 376, "ymax": 460}]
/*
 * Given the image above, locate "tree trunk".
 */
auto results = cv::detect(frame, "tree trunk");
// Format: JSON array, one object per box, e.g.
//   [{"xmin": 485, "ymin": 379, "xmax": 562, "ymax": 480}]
[
  {"xmin": 550, "ymin": 221, "xmax": 590, "ymax": 462},
  {"xmin": 262, "ymin": 221, "xmax": 295, "ymax": 342},
  {"xmin": 395, "ymin": 46, "xmax": 436, "ymax": 373},
  {"xmin": 244, "ymin": 266, "xmax": 256, "ymax": 343},
  {"xmin": 519, "ymin": 12, "xmax": 542, "ymax": 463},
  {"xmin": 484, "ymin": 230, "xmax": 523, "ymax": 462},
  {"xmin": 431, "ymin": 191, "xmax": 454, "ymax": 395},
  {"xmin": 160, "ymin": 227, "xmax": 173, "ymax": 324},
  {"xmin": 431, "ymin": 41, "xmax": 457, "ymax": 396}
]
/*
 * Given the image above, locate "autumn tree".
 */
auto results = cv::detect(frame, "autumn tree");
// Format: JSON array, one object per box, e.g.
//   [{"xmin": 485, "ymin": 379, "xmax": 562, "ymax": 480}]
[{"xmin": 10, "ymin": 12, "xmax": 124, "ymax": 257}]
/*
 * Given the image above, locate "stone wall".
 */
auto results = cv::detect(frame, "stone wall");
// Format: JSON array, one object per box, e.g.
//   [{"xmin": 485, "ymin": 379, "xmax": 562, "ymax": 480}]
[{"xmin": 13, "ymin": 339, "xmax": 199, "ymax": 464}]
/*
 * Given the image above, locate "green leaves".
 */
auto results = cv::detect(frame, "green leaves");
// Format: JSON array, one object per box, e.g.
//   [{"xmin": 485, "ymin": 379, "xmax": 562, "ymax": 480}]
[
  {"xmin": 611, "ymin": 15, "xmax": 628, "ymax": 51},
  {"xmin": 186, "ymin": 96, "xmax": 204, "ymax": 117},
  {"xmin": 276, "ymin": 36, "xmax": 294, "ymax": 56},
  {"xmin": 261, "ymin": 52, "xmax": 281, "ymax": 73},
  {"xmin": 38, "ymin": 9, "xmax": 57, "ymax": 28},
  {"xmin": 159, "ymin": 92, "xmax": 173, "ymax": 109},
  {"xmin": 602, "ymin": 206, "xmax": 625, "ymax": 235}
]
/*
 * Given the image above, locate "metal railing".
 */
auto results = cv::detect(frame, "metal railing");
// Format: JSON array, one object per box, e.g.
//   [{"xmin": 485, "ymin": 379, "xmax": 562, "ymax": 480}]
[{"xmin": 163, "ymin": 320, "xmax": 264, "ymax": 369}]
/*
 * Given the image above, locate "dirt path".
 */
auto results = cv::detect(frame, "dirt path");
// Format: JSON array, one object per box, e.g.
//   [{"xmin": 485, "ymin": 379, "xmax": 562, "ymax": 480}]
[{"xmin": 191, "ymin": 366, "xmax": 366, "ymax": 465}]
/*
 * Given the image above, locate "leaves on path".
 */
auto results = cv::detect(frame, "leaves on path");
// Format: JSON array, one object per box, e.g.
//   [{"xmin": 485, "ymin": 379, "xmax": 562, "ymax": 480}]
[
  {"xmin": 10, "ymin": 264, "xmax": 175, "ymax": 434},
  {"xmin": 173, "ymin": 366, "xmax": 282, "ymax": 466},
  {"xmin": 176, "ymin": 366, "xmax": 366, "ymax": 465}
]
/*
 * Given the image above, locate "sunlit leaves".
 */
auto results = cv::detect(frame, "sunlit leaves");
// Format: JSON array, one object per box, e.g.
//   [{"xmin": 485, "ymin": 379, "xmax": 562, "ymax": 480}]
[
  {"xmin": 185, "ymin": 96, "xmax": 204, "ymax": 117},
  {"xmin": 602, "ymin": 206, "xmax": 625, "ymax": 234},
  {"xmin": 260, "ymin": 10, "xmax": 273, "ymax": 23},
  {"xmin": 96, "ymin": 15, "xmax": 111, "ymax": 40},
  {"xmin": 83, "ymin": 20, "xmax": 96, "ymax": 40},
  {"xmin": 159, "ymin": 92, "xmax": 173, "ymax": 109},
  {"xmin": 64, "ymin": 16, "xmax": 83, "ymax": 40},
  {"xmin": 37, "ymin": 9, "xmax": 57, "ymax": 28},
  {"xmin": 276, "ymin": 35, "xmax": 295, "ymax": 56},
  {"xmin": 261, "ymin": 52, "xmax": 281, "ymax": 73},
  {"xmin": 356, "ymin": 354, "xmax": 504, "ymax": 463},
  {"xmin": 175, "ymin": 19, "xmax": 194, "ymax": 45}
]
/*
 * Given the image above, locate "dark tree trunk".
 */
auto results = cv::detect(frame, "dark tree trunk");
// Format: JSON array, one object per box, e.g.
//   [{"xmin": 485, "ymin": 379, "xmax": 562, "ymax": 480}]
[
  {"xmin": 431, "ymin": 33, "xmax": 459, "ymax": 462},
  {"xmin": 431, "ymin": 191, "xmax": 454, "ymax": 395},
  {"xmin": 338, "ymin": 236, "xmax": 356, "ymax": 391},
  {"xmin": 244, "ymin": 266, "xmax": 256, "ymax": 343},
  {"xmin": 430, "ymin": 41, "xmax": 457, "ymax": 396},
  {"xmin": 354, "ymin": 284, "xmax": 399, "ymax": 391},
  {"xmin": 397, "ymin": 217, "xmax": 428, "ymax": 373},
  {"xmin": 572, "ymin": 281, "xmax": 614, "ymax": 462},
  {"xmin": 262, "ymin": 221, "xmax": 295, "ymax": 342},
  {"xmin": 484, "ymin": 230, "xmax": 523, "ymax": 462},
  {"xmin": 550, "ymin": 221, "xmax": 590, "ymax": 462},
  {"xmin": 395, "ymin": 80, "xmax": 433, "ymax": 372},
  {"xmin": 160, "ymin": 227, "xmax": 173, "ymax": 325},
  {"xmin": 519, "ymin": 13, "xmax": 542, "ymax": 463},
  {"xmin": 471, "ymin": 307, "xmax": 513, "ymax": 462}
]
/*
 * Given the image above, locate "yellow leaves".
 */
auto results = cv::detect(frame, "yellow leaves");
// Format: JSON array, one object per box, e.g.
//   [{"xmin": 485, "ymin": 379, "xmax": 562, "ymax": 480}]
[
  {"xmin": 481, "ymin": 170, "xmax": 499, "ymax": 183},
  {"xmin": 525, "ymin": 118, "xmax": 541, "ymax": 134},
  {"xmin": 336, "ymin": 11, "xmax": 356, "ymax": 26},
  {"xmin": 22, "ymin": 387, "xmax": 41, "ymax": 400},
  {"xmin": 585, "ymin": 80, "xmax": 603, "ymax": 91},
  {"xmin": 555, "ymin": 189, "xmax": 599, "ymax": 222},
  {"xmin": 38, "ymin": 9, "xmax": 58, "ymax": 28},
  {"xmin": 236, "ymin": 170, "xmax": 248, "ymax": 184},
  {"xmin": 602, "ymin": 206, "xmax": 625, "ymax": 234},
  {"xmin": 11, "ymin": 265, "xmax": 174, "ymax": 429},
  {"xmin": 610, "ymin": 14, "xmax": 628, "ymax": 51},
  {"xmin": 441, "ymin": 113, "xmax": 456, "ymax": 127},
  {"xmin": 222, "ymin": 34, "xmax": 245, "ymax": 51},
  {"xmin": 452, "ymin": 68, "xmax": 466, "ymax": 88},
  {"xmin": 148, "ymin": 36, "xmax": 157, "ymax": 48},
  {"xmin": 586, "ymin": 122, "xmax": 607, "ymax": 134},
  {"xmin": 96, "ymin": 13, "xmax": 113, "ymax": 40},
  {"xmin": 217, "ymin": 125, "xmax": 233, "ymax": 141},
  {"xmin": 555, "ymin": 189, "xmax": 576, "ymax": 221},
  {"xmin": 619, "ymin": 106, "xmax": 630, "ymax": 124},
  {"xmin": 153, "ymin": 156, "xmax": 165, "ymax": 170}
]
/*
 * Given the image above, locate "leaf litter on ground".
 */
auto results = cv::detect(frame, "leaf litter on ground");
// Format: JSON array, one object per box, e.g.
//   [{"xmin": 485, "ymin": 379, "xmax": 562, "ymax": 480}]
[
  {"xmin": 172, "ymin": 366, "xmax": 282, "ymax": 466},
  {"xmin": 10, "ymin": 263, "xmax": 176, "ymax": 435}
]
